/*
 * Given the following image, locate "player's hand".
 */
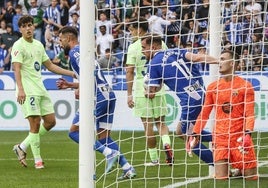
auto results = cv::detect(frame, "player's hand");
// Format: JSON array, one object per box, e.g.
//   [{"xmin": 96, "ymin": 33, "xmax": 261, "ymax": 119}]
[
  {"xmin": 127, "ymin": 95, "xmax": 134, "ymax": 108},
  {"xmin": 237, "ymin": 133, "xmax": 252, "ymax": 154},
  {"xmin": 186, "ymin": 133, "xmax": 200, "ymax": 157},
  {"xmin": 56, "ymin": 78, "xmax": 69, "ymax": 89}
]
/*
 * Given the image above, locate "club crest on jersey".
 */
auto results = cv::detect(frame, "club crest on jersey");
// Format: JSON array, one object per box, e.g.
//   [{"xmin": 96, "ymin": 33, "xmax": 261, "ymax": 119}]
[
  {"xmin": 34, "ymin": 61, "xmax": 40, "ymax": 71},
  {"xmin": 232, "ymin": 90, "xmax": 238, "ymax": 96}
]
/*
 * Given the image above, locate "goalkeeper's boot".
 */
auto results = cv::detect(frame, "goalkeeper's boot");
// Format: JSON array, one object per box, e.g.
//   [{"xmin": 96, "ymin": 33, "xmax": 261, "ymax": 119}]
[
  {"xmin": 105, "ymin": 149, "xmax": 120, "ymax": 173},
  {"xmin": 117, "ymin": 166, "xmax": 136, "ymax": 180},
  {"xmin": 35, "ymin": 161, "xmax": 45, "ymax": 169},
  {"xmin": 13, "ymin": 144, "xmax": 27, "ymax": 167},
  {"xmin": 164, "ymin": 144, "xmax": 174, "ymax": 166}
]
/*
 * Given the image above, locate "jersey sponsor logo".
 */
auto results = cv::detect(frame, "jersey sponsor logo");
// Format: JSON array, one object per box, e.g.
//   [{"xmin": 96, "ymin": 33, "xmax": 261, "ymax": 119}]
[
  {"xmin": 34, "ymin": 61, "xmax": 41, "ymax": 71},
  {"xmin": 13, "ymin": 50, "xmax": 19, "ymax": 57}
]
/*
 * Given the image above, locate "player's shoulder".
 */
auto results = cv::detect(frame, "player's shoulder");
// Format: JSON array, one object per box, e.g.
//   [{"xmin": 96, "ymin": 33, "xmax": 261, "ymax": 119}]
[{"xmin": 234, "ymin": 75, "xmax": 253, "ymax": 87}]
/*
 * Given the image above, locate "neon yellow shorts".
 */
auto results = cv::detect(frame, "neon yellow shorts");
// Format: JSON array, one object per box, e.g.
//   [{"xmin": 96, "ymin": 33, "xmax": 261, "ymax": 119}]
[
  {"xmin": 133, "ymin": 95, "xmax": 167, "ymax": 118},
  {"xmin": 21, "ymin": 95, "xmax": 54, "ymax": 118}
]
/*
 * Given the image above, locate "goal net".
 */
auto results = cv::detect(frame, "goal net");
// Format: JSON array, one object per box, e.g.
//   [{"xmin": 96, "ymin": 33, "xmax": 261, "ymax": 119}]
[{"xmin": 93, "ymin": 0, "xmax": 268, "ymax": 187}]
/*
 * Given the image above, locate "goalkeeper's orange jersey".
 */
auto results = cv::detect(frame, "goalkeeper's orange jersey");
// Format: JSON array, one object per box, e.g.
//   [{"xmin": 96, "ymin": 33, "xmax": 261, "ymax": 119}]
[{"xmin": 193, "ymin": 76, "xmax": 255, "ymax": 140}]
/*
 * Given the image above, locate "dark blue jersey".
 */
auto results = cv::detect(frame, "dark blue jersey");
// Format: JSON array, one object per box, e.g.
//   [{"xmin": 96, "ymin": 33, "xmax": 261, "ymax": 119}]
[
  {"xmin": 148, "ymin": 49, "xmax": 205, "ymax": 107},
  {"xmin": 68, "ymin": 45, "xmax": 115, "ymax": 102}
]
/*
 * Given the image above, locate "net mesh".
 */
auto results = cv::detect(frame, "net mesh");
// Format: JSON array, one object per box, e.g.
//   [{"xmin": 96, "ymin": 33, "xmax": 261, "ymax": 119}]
[{"xmin": 94, "ymin": 0, "xmax": 268, "ymax": 187}]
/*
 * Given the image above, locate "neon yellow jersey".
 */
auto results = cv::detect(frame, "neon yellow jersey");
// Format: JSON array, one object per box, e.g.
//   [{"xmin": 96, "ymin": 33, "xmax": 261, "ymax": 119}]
[
  {"xmin": 126, "ymin": 39, "xmax": 167, "ymax": 97},
  {"xmin": 11, "ymin": 37, "xmax": 49, "ymax": 96}
]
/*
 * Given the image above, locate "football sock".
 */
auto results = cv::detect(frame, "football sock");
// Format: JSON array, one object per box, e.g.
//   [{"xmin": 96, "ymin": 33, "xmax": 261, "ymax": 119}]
[
  {"xmin": 161, "ymin": 134, "xmax": 171, "ymax": 148},
  {"xmin": 99, "ymin": 137, "xmax": 128, "ymax": 168},
  {"xmin": 201, "ymin": 130, "xmax": 212, "ymax": 142},
  {"xmin": 39, "ymin": 123, "xmax": 48, "ymax": 136},
  {"xmin": 69, "ymin": 130, "xmax": 79, "ymax": 143},
  {"xmin": 193, "ymin": 143, "xmax": 213, "ymax": 165},
  {"xmin": 148, "ymin": 147, "xmax": 159, "ymax": 162},
  {"xmin": 95, "ymin": 140, "xmax": 111, "ymax": 156},
  {"xmin": 20, "ymin": 133, "xmax": 32, "ymax": 152},
  {"xmin": 29, "ymin": 132, "xmax": 42, "ymax": 162}
]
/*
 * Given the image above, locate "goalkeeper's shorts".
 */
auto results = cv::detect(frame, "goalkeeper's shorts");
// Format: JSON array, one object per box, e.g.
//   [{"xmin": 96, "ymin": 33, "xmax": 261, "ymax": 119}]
[{"xmin": 214, "ymin": 138, "xmax": 257, "ymax": 170}]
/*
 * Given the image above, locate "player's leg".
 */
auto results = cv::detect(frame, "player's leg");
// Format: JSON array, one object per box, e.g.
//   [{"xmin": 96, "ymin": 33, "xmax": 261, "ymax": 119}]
[
  {"xmin": 215, "ymin": 160, "xmax": 229, "ymax": 179},
  {"xmin": 214, "ymin": 142, "xmax": 229, "ymax": 179},
  {"xmin": 155, "ymin": 116, "xmax": 173, "ymax": 165},
  {"xmin": 135, "ymin": 97, "xmax": 159, "ymax": 165},
  {"xmin": 152, "ymin": 95, "xmax": 173, "ymax": 165}
]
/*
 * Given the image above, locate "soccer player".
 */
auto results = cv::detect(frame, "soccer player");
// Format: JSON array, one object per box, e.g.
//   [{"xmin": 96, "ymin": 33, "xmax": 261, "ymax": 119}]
[
  {"xmin": 191, "ymin": 50, "xmax": 257, "ymax": 180},
  {"xmin": 141, "ymin": 34, "xmax": 217, "ymax": 166},
  {"xmin": 126, "ymin": 17, "xmax": 173, "ymax": 166},
  {"xmin": 11, "ymin": 15, "xmax": 75, "ymax": 169},
  {"xmin": 57, "ymin": 26, "xmax": 136, "ymax": 180}
]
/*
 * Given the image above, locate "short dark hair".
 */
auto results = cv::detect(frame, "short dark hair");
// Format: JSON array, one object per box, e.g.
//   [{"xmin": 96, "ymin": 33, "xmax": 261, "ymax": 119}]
[
  {"xmin": 129, "ymin": 17, "xmax": 149, "ymax": 32},
  {"xmin": 141, "ymin": 33, "xmax": 162, "ymax": 46},
  {"xmin": 59, "ymin": 26, "xmax": 78, "ymax": 38},
  {"xmin": 221, "ymin": 50, "xmax": 240, "ymax": 65},
  {"xmin": 18, "ymin": 15, "xmax": 34, "ymax": 27}
]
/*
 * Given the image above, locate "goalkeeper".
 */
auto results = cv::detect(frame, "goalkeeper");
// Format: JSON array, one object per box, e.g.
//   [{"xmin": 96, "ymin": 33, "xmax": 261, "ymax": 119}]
[
  {"xmin": 141, "ymin": 34, "xmax": 217, "ymax": 166},
  {"xmin": 57, "ymin": 26, "xmax": 136, "ymax": 180},
  {"xmin": 192, "ymin": 50, "xmax": 257, "ymax": 180}
]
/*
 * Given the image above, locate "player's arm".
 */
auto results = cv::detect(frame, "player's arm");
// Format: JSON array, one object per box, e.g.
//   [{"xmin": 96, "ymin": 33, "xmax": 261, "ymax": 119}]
[
  {"xmin": 244, "ymin": 82, "xmax": 255, "ymax": 132},
  {"xmin": 56, "ymin": 78, "xmax": 79, "ymax": 89},
  {"xmin": 43, "ymin": 59, "xmax": 75, "ymax": 78},
  {"xmin": 13, "ymin": 62, "xmax": 26, "ymax": 104},
  {"xmin": 185, "ymin": 52, "xmax": 218, "ymax": 64}
]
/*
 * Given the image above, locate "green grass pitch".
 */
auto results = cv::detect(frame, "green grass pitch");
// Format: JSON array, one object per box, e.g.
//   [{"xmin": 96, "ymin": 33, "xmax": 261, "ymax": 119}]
[{"xmin": 0, "ymin": 131, "xmax": 267, "ymax": 188}]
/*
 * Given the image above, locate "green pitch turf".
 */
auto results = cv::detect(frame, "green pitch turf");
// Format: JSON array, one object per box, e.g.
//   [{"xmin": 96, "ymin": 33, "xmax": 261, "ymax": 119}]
[{"xmin": 0, "ymin": 131, "xmax": 267, "ymax": 188}]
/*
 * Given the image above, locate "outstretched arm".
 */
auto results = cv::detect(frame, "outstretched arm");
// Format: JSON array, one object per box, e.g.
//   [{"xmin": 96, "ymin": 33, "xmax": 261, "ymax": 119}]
[{"xmin": 185, "ymin": 52, "xmax": 218, "ymax": 64}]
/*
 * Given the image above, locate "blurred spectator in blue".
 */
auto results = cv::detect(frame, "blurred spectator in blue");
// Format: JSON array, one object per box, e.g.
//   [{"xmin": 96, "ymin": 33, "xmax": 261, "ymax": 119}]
[
  {"xmin": 0, "ymin": 40, "xmax": 11, "ymax": 73},
  {"xmin": 0, "ymin": 1, "xmax": 16, "ymax": 24},
  {"xmin": 67, "ymin": 12, "xmax": 80, "ymax": 32},
  {"xmin": 24, "ymin": 0, "xmax": 44, "ymax": 42},
  {"xmin": 43, "ymin": 0, "xmax": 62, "ymax": 50},
  {"xmin": 97, "ymin": 48, "xmax": 120, "ymax": 70},
  {"xmin": 195, "ymin": 0, "xmax": 209, "ymax": 32},
  {"xmin": 224, "ymin": 14, "xmax": 243, "ymax": 45},
  {"xmin": 12, "ymin": 4, "xmax": 23, "ymax": 37}
]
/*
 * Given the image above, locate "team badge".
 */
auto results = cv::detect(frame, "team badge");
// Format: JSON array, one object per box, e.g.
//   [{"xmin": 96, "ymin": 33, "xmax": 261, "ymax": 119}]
[{"xmin": 34, "ymin": 61, "xmax": 40, "ymax": 71}]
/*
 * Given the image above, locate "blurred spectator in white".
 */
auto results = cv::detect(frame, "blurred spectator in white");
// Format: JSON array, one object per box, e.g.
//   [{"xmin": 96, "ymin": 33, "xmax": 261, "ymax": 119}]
[
  {"xmin": 96, "ymin": 25, "xmax": 114, "ymax": 57},
  {"xmin": 97, "ymin": 48, "xmax": 120, "ymax": 70},
  {"xmin": 196, "ymin": 28, "xmax": 209, "ymax": 52},
  {"xmin": 244, "ymin": 0, "xmax": 263, "ymax": 26},
  {"xmin": 146, "ymin": 8, "xmax": 173, "ymax": 37},
  {"xmin": 12, "ymin": 4, "xmax": 23, "ymax": 37},
  {"xmin": 24, "ymin": 0, "xmax": 44, "ymax": 42},
  {"xmin": 43, "ymin": 0, "xmax": 62, "ymax": 50},
  {"xmin": 251, "ymin": 32, "xmax": 263, "ymax": 54},
  {"xmin": 0, "ymin": 41, "xmax": 11, "ymax": 73},
  {"xmin": 195, "ymin": 0, "xmax": 209, "ymax": 32},
  {"xmin": 0, "ymin": 1, "xmax": 16, "ymax": 24},
  {"xmin": 221, "ymin": 0, "xmax": 236, "ymax": 24},
  {"xmin": 96, "ymin": 11, "xmax": 112, "ymax": 36},
  {"xmin": 48, "ymin": 26, "xmax": 62, "ymax": 59},
  {"xmin": 224, "ymin": 14, "xmax": 243, "ymax": 45},
  {"xmin": 68, "ymin": 0, "xmax": 80, "ymax": 23},
  {"xmin": 67, "ymin": 12, "xmax": 80, "ymax": 32},
  {"xmin": 0, "ymin": 19, "xmax": 7, "ymax": 35},
  {"xmin": 185, "ymin": 19, "xmax": 197, "ymax": 44}
]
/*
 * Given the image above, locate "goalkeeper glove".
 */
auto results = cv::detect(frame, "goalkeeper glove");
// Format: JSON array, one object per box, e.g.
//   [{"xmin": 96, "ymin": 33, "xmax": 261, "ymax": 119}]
[
  {"xmin": 237, "ymin": 131, "xmax": 252, "ymax": 154},
  {"xmin": 186, "ymin": 133, "xmax": 200, "ymax": 157}
]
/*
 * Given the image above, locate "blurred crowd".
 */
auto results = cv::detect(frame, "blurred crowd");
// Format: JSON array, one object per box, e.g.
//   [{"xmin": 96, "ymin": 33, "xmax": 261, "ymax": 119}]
[{"xmin": 0, "ymin": 0, "xmax": 267, "ymax": 73}]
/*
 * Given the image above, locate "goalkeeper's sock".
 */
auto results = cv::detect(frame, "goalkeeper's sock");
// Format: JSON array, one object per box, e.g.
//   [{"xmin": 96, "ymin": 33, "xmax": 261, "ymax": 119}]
[
  {"xmin": 148, "ymin": 147, "xmax": 159, "ymax": 162},
  {"xmin": 99, "ymin": 137, "xmax": 128, "ymax": 168},
  {"xmin": 161, "ymin": 134, "xmax": 171, "ymax": 148},
  {"xmin": 69, "ymin": 131, "xmax": 79, "ymax": 143},
  {"xmin": 39, "ymin": 123, "xmax": 48, "ymax": 136},
  {"xmin": 20, "ymin": 133, "xmax": 32, "ymax": 152},
  {"xmin": 193, "ymin": 143, "xmax": 213, "ymax": 165},
  {"xmin": 29, "ymin": 132, "xmax": 42, "ymax": 162}
]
